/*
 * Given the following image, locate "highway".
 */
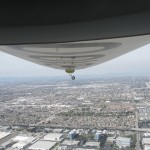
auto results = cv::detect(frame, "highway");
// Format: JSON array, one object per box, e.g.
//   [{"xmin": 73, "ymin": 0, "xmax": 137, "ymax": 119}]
[
  {"xmin": 135, "ymin": 109, "xmax": 141, "ymax": 150},
  {"xmin": 5, "ymin": 124, "xmax": 150, "ymax": 132}
]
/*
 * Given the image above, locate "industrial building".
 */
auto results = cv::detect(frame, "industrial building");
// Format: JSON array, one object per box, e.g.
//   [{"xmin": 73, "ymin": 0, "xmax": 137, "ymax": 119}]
[
  {"xmin": 1, "ymin": 140, "xmax": 16, "ymax": 149},
  {"xmin": 84, "ymin": 141, "xmax": 100, "ymax": 149},
  {"xmin": 142, "ymin": 133, "xmax": 150, "ymax": 150},
  {"xmin": 44, "ymin": 133, "xmax": 63, "ymax": 141},
  {"xmin": 0, "ymin": 132, "xmax": 11, "ymax": 140},
  {"xmin": 142, "ymin": 138, "xmax": 150, "ymax": 145},
  {"xmin": 12, "ymin": 135, "xmax": 31, "ymax": 142},
  {"xmin": 116, "ymin": 137, "xmax": 131, "ymax": 148},
  {"xmin": 144, "ymin": 145, "xmax": 150, "ymax": 150},
  {"xmin": 53, "ymin": 128, "xmax": 63, "ymax": 133},
  {"xmin": 143, "ymin": 133, "xmax": 150, "ymax": 138},
  {"xmin": 12, "ymin": 135, "xmax": 36, "ymax": 149},
  {"xmin": 61, "ymin": 140, "xmax": 80, "ymax": 146},
  {"xmin": 107, "ymin": 137, "xmax": 131, "ymax": 148},
  {"xmin": 28, "ymin": 140, "xmax": 56, "ymax": 150},
  {"xmin": 44, "ymin": 128, "xmax": 53, "ymax": 133}
]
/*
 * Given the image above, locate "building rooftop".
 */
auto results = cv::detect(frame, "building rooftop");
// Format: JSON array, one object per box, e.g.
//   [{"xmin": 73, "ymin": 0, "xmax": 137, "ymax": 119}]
[
  {"xmin": 143, "ymin": 138, "xmax": 150, "ymax": 145},
  {"xmin": 28, "ymin": 140, "xmax": 56, "ymax": 150},
  {"xmin": 144, "ymin": 145, "xmax": 150, "ymax": 150},
  {"xmin": 143, "ymin": 133, "xmax": 150, "ymax": 137},
  {"xmin": 84, "ymin": 141, "xmax": 99, "ymax": 147},
  {"xmin": 1, "ymin": 139, "xmax": 16, "ymax": 147},
  {"xmin": 107, "ymin": 136, "xmax": 131, "ymax": 148},
  {"xmin": 12, "ymin": 142, "xmax": 27, "ymax": 149},
  {"xmin": 12, "ymin": 135, "xmax": 29, "ymax": 141},
  {"xmin": 53, "ymin": 128, "xmax": 63, "ymax": 133},
  {"xmin": 61, "ymin": 140, "xmax": 80, "ymax": 146},
  {"xmin": 0, "ymin": 132, "xmax": 11, "ymax": 140},
  {"xmin": 44, "ymin": 133, "xmax": 63, "ymax": 141},
  {"xmin": 12, "ymin": 136, "xmax": 36, "ymax": 149}
]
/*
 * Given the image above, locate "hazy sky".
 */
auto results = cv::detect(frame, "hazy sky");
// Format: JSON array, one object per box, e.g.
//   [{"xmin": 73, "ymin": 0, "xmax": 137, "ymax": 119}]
[{"xmin": 0, "ymin": 44, "xmax": 150, "ymax": 77}]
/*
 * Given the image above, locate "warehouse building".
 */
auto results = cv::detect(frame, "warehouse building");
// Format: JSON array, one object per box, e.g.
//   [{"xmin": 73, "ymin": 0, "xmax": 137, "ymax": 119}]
[
  {"xmin": 144, "ymin": 145, "xmax": 150, "ymax": 150},
  {"xmin": 142, "ymin": 138, "xmax": 150, "ymax": 145},
  {"xmin": 28, "ymin": 140, "xmax": 56, "ymax": 150},
  {"xmin": 53, "ymin": 128, "xmax": 63, "ymax": 133},
  {"xmin": 61, "ymin": 140, "xmax": 80, "ymax": 146},
  {"xmin": 107, "ymin": 137, "xmax": 131, "ymax": 148},
  {"xmin": 44, "ymin": 133, "xmax": 63, "ymax": 141},
  {"xmin": 143, "ymin": 133, "xmax": 150, "ymax": 138},
  {"xmin": 12, "ymin": 135, "xmax": 36, "ymax": 149},
  {"xmin": 84, "ymin": 141, "xmax": 100, "ymax": 149},
  {"xmin": 0, "ymin": 132, "xmax": 11, "ymax": 140}
]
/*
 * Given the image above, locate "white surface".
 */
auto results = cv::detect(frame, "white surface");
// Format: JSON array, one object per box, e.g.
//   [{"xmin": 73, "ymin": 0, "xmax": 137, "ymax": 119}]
[
  {"xmin": 0, "ymin": 132, "xmax": 11, "ymax": 140},
  {"xmin": 53, "ymin": 129, "xmax": 63, "ymax": 133},
  {"xmin": 116, "ymin": 137, "xmax": 131, "ymax": 148},
  {"xmin": 12, "ymin": 142, "xmax": 27, "ymax": 149},
  {"xmin": 1, "ymin": 35, "xmax": 150, "ymax": 70},
  {"xmin": 143, "ymin": 138, "xmax": 150, "ymax": 145},
  {"xmin": 12, "ymin": 136, "xmax": 36, "ymax": 149},
  {"xmin": 12, "ymin": 135, "xmax": 29, "ymax": 141},
  {"xmin": 44, "ymin": 133, "xmax": 63, "ymax": 141},
  {"xmin": 144, "ymin": 145, "xmax": 150, "ymax": 150},
  {"xmin": 107, "ymin": 137, "xmax": 131, "ymax": 148},
  {"xmin": 28, "ymin": 140, "xmax": 56, "ymax": 150},
  {"xmin": 84, "ymin": 141, "xmax": 99, "ymax": 147},
  {"xmin": 61, "ymin": 140, "xmax": 80, "ymax": 146},
  {"xmin": 143, "ymin": 133, "xmax": 150, "ymax": 137}
]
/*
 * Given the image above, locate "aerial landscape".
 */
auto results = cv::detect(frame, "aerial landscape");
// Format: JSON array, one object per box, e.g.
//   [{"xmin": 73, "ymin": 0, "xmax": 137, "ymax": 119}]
[
  {"xmin": 0, "ymin": 1, "xmax": 150, "ymax": 150},
  {"xmin": 0, "ymin": 76, "xmax": 150, "ymax": 150}
]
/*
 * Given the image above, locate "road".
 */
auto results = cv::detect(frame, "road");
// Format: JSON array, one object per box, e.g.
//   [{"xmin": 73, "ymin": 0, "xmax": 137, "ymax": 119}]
[{"xmin": 135, "ymin": 109, "xmax": 141, "ymax": 150}]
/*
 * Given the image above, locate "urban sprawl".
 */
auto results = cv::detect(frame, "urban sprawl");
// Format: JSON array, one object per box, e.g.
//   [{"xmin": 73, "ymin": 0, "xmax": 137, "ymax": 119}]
[{"xmin": 0, "ymin": 76, "xmax": 150, "ymax": 150}]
